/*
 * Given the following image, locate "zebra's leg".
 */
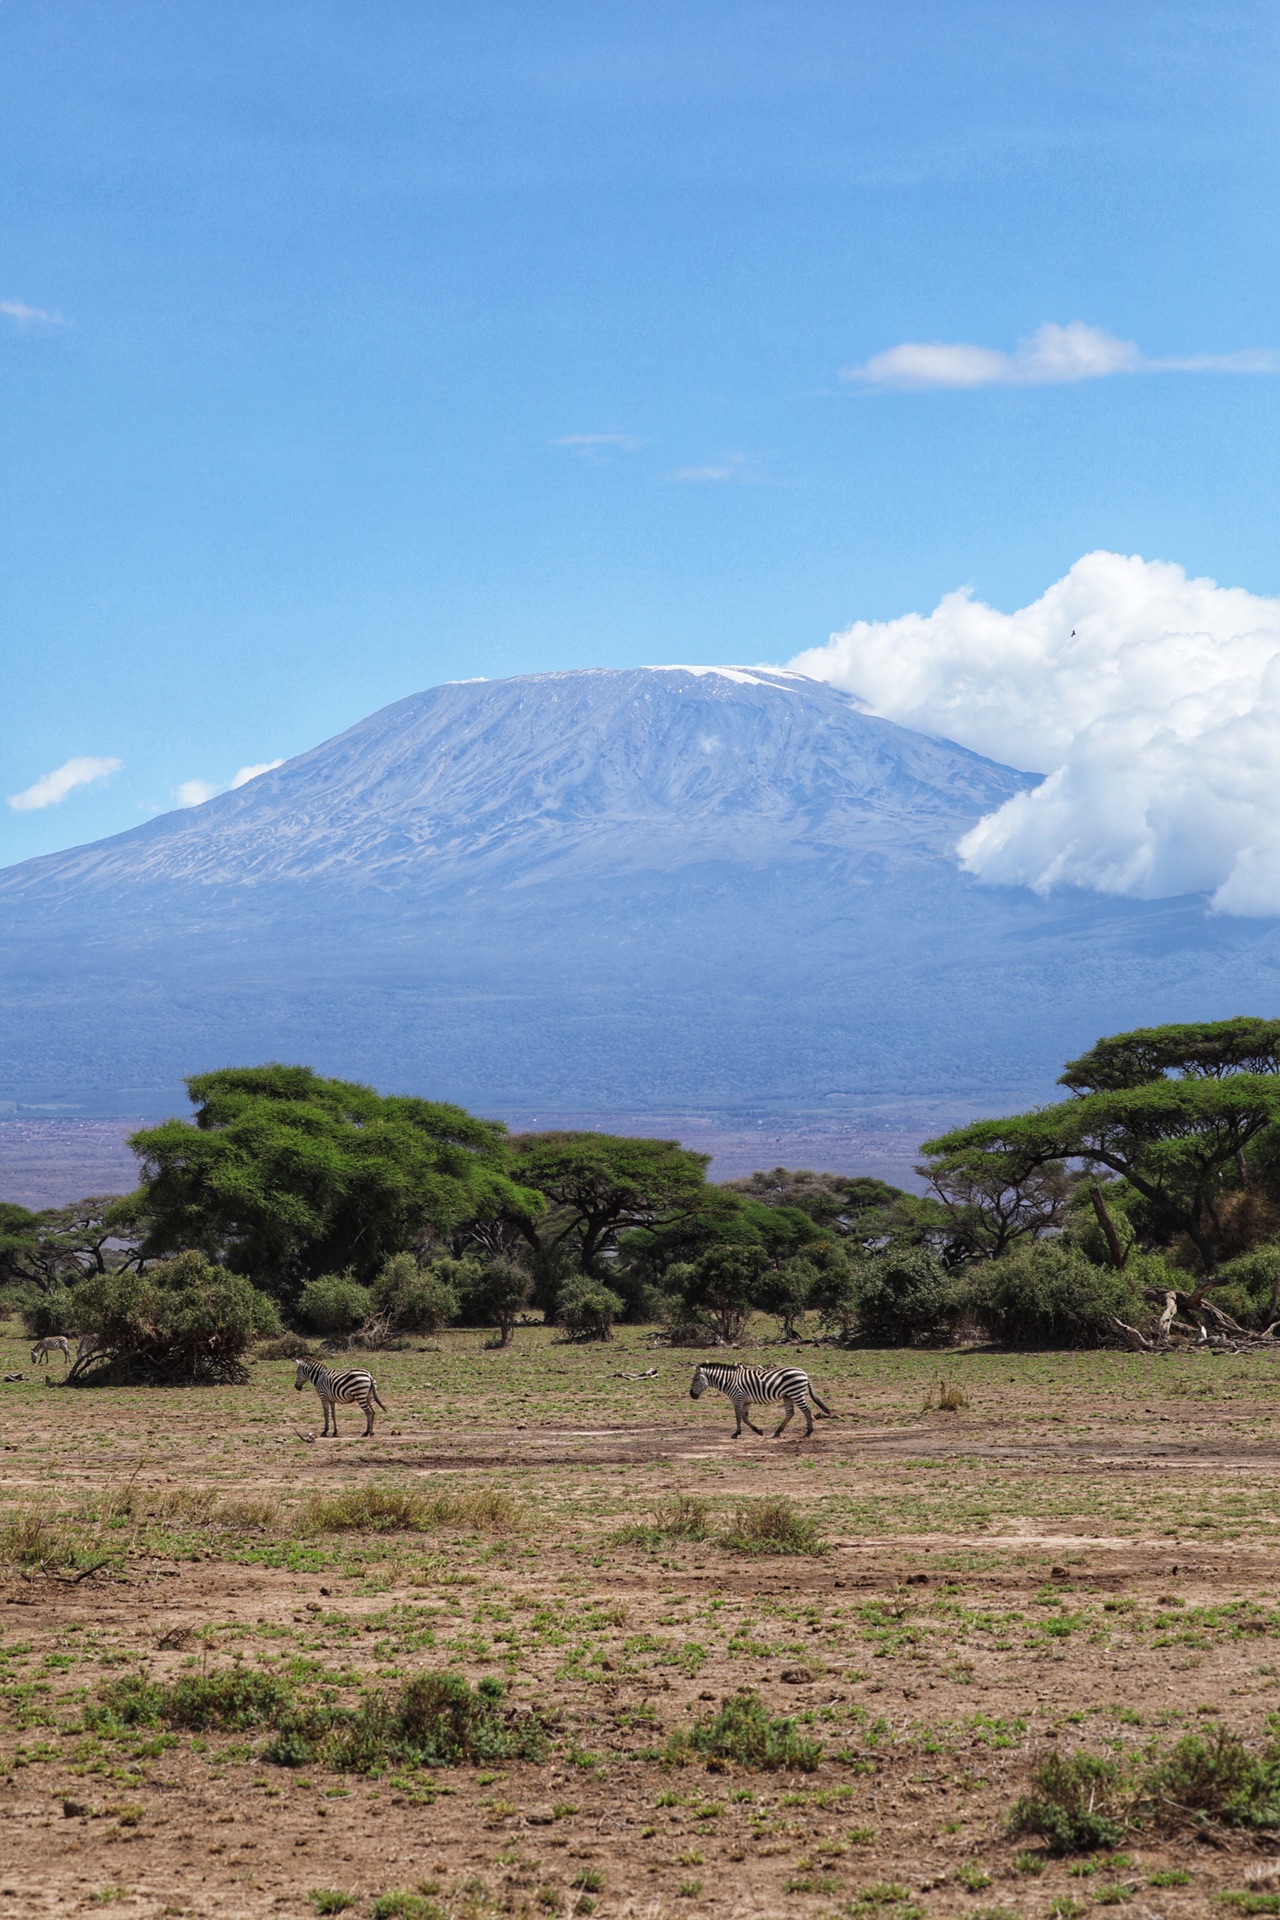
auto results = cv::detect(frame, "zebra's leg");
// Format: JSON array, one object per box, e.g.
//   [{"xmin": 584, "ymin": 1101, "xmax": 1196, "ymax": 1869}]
[
  {"xmin": 773, "ymin": 1400, "xmax": 796, "ymax": 1438},
  {"xmin": 800, "ymin": 1399, "xmax": 815, "ymax": 1438},
  {"xmin": 741, "ymin": 1399, "xmax": 765, "ymax": 1437},
  {"xmin": 322, "ymin": 1397, "xmax": 336, "ymax": 1437},
  {"xmin": 363, "ymin": 1400, "xmax": 374, "ymax": 1436},
  {"xmin": 730, "ymin": 1396, "xmax": 744, "ymax": 1437}
]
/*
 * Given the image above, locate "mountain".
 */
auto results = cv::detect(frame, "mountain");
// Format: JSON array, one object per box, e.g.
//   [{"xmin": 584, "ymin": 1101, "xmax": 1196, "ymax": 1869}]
[{"xmin": 3, "ymin": 666, "xmax": 1280, "ymax": 1131}]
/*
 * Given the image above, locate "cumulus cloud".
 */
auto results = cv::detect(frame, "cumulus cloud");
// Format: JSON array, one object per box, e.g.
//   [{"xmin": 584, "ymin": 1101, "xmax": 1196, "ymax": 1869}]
[
  {"xmin": 1, "ymin": 299, "xmax": 66, "ymax": 327},
  {"xmin": 7, "ymin": 756, "xmax": 121, "ymax": 812},
  {"xmin": 230, "ymin": 759, "xmax": 283, "ymax": 788},
  {"xmin": 787, "ymin": 551, "xmax": 1280, "ymax": 916},
  {"xmin": 841, "ymin": 321, "xmax": 1280, "ymax": 391}
]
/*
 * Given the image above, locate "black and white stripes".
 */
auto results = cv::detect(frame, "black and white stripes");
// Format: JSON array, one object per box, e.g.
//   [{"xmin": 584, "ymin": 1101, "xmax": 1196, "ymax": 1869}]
[
  {"xmin": 690, "ymin": 1362, "xmax": 833, "ymax": 1438},
  {"xmin": 295, "ymin": 1358, "xmax": 387, "ymax": 1436}
]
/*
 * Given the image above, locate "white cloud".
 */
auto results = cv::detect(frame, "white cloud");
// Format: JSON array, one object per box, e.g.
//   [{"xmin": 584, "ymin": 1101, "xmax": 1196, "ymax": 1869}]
[
  {"xmin": 664, "ymin": 453, "xmax": 758, "ymax": 484},
  {"xmin": 553, "ymin": 433, "xmax": 641, "ymax": 462},
  {"xmin": 175, "ymin": 779, "xmax": 218, "ymax": 808},
  {"xmin": 7, "ymin": 755, "xmax": 121, "ymax": 812},
  {"xmin": 841, "ymin": 320, "xmax": 1280, "ymax": 391},
  {"xmin": 787, "ymin": 551, "xmax": 1280, "ymax": 916},
  {"xmin": 230, "ymin": 759, "xmax": 283, "ymax": 788},
  {"xmin": 1, "ymin": 299, "xmax": 66, "ymax": 327}
]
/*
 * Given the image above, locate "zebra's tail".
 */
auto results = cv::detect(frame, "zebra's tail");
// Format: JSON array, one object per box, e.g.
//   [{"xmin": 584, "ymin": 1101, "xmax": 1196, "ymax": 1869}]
[
  {"xmin": 371, "ymin": 1385, "xmax": 387, "ymax": 1410},
  {"xmin": 808, "ymin": 1386, "xmax": 837, "ymax": 1418}
]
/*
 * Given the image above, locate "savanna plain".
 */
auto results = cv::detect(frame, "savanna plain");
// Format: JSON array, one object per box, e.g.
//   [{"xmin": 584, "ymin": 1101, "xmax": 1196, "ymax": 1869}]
[{"xmin": 3, "ymin": 1325, "xmax": 1280, "ymax": 1920}]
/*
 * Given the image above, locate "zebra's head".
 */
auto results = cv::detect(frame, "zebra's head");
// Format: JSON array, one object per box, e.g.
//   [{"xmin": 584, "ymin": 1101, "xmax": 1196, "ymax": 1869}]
[
  {"xmin": 689, "ymin": 1366, "xmax": 708, "ymax": 1400},
  {"xmin": 294, "ymin": 1359, "xmax": 310, "ymax": 1391}
]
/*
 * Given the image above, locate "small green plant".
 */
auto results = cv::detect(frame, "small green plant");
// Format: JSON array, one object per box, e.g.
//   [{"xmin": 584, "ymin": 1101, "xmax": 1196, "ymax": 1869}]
[
  {"xmin": 956, "ymin": 1863, "xmax": 991, "ymax": 1891},
  {"xmin": 308, "ymin": 1895, "xmax": 357, "ymax": 1916},
  {"xmin": 676, "ymin": 1884, "xmax": 702, "ymax": 1900},
  {"xmin": 924, "ymin": 1376, "xmax": 969, "ymax": 1412},
  {"xmin": 1010, "ymin": 1751, "xmax": 1127, "ymax": 1853},
  {"xmin": 1148, "ymin": 1868, "xmax": 1191, "ymax": 1887},
  {"xmin": 719, "ymin": 1496, "xmax": 826, "ymax": 1557},
  {"xmin": 1144, "ymin": 1725, "xmax": 1280, "ymax": 1829},
  {"xmin": 1221, "ymin": 1898, "xmax": 1280, "ymax": 1916},
  {"xmin": 1094, "ymin": 1888, "xmax": 1133, "ymax": 1908},
  {"xmin": 1012, "ymin": 1851, "xmax": 1046, "ymax": 1875},
  {"xmin": 664, "ymin": 1690, "xmax": 822, "ymax": 1772},
  {"xmin": 267, "ymin": 1672, "xmax": 542, "ymax": 1772},
  {"xmin": 370, "ymin": 1896, "xmax": 436, "ymax": 1920},
  {"xmin": 571, "ymin": 1868, "xmax": 604, "ymax": 1894}
]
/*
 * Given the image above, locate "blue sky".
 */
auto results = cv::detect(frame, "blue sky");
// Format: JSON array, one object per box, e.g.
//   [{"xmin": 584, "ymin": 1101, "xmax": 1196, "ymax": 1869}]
[{"xmin": 2, "ymin": 1, "xmax": 1278, "ymax": 865}]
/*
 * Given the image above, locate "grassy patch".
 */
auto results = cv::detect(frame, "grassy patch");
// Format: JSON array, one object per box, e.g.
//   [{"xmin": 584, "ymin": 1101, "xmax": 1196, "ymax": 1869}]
[
  {"xmin": 664, "ymin": 1690, "xmax": 822, "ymax": 1772},
  {"xmin": 719, "ymin": 1496, "xmax": 826, "ymax": 1557},
  {"xmin": 89, "ymin": 1668, "xmax": 293, "ymax": 1733},
  {"xmin": 305, "ymin": 1485, "xmax": 520, "ymax": 1535},
  {"xmin": 266, "ymin": 1672, "xmax": 544, "ymax": 1773}
]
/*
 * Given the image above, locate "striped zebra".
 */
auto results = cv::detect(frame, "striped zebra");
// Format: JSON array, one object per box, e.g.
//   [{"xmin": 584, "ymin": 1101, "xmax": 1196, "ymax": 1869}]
[
  {"xmin": 294, "ymin": 1357, "xmax": 386, "ymax": 1436},
  {"xmin": 690, "ymin": 1362, "xmax": 833, "ymax": 1439},
  {"xmin": 30, "ymin": 1335, "xmax": 71, "ymax": 1368}
]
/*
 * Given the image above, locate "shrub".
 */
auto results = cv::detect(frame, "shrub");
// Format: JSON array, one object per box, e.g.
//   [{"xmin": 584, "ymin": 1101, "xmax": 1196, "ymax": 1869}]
[
  {"xmin": 20, "ymin": 1286, "xmax": 77, "ymax": 1341},
  {"xmin": 1144, "ymin": 1726, "xmax": 1280, "ymax": 1830},
  {"xmin": 720, "ymin": 1496, "xmax": 826, "ymax": 1557},
  {"xmin": 1009, "ymin": 1751, "xmax": 1128, "ymax": 1853},
  {"xmin": 374, "ymin": 1253, "xmax": 460, "ymax": 1335},
  {"xmin": 555, "ymin": 1276, "xmax": 624, "ymax": 1342},
  {"xmin": 1216, "ymin": 1245, "xmax": 1280, "ymax": 1328},
  {"xmin": 90, "ymin": 1667, "xmax": 293, "ymax": 1733},
  {"xmin": 67, "ymin": 1251, "xmax": 280, "ymax": 1385},
  {"xmin": 852, "ymin": 1247, "xmax": 957, "ymax": 1345},
  {"xmin": 668, "ymin": 1246, "xmax": 768, "ymax": 1345},
  {"xmin": 665, "ymin": 1691, "xmax": 822, "ymax": 1772},
  {"xmin": 266, "ymin": 1672, "xmax": 543, "ymax": 1773},
  {"xmin": 457, "ymin": 1258, "xmax": 533, "ymax": 1346},
  {"xmin": 616, "ymin": 1495, "xmax": 713, "ymax": 1547},
  {"xmin": 308, "ymin": 1895, "xmax": 356, "ymax": 1916},
  {"xmin": 963, "ymin": 1243, "xmax": 1148, "ymax": 1348},
  {"xmin": 297, "ymin": 1273, "xmax": 374, "ymax": 1338},
  {"xmin": 757, "ymin": 1258, "xmax": 817, "ymax": 1341}
]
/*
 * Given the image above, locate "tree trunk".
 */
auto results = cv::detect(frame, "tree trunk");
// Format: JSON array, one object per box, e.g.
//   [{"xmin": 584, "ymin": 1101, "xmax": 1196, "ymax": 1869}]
[{"xmin": 1089, "ymin": 1185, "xmax": 1128, "ymax": 1270}]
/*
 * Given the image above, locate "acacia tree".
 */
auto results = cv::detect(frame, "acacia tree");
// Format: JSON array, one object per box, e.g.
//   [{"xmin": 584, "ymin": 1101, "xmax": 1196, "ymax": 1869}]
[
  {"xmin": 130, "ymin": 1065, "xmax": 541, "ymax": 1303},
  {"xmin": 502, "ymin": 1132, "xmax": 712, "ymax": 1278},
  {"xmin": 924, "ymin": 1020, "xmax": 1280, "ymax": 1273}
]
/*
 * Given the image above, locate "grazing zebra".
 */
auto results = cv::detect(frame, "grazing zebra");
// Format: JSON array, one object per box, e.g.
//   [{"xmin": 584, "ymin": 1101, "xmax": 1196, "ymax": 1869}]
[
  {"xmin": 294, "ymin": 1357, "xmax": 386, "ymax": 1436},
  {"xmin": 76, "ymin": 1334, "xmax": 101, "ymax": 1364},
  {"xmin": 30, "ymin": 1335, "xmax": 71, "ymax": 1368},
  {"xmin": 690, "ymin": 1362, "xmax": 833, "ymax": 1439}
]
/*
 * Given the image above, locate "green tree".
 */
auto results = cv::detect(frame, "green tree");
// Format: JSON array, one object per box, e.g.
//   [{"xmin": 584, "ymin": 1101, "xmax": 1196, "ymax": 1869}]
[
  {"xmin": 504, "ymin": 1132, "xmax": 712, "ymax": 1279},
  {"xmin": 675, "ymin": 1244, "xmax": 769, "ymax": 1344},
  {"xmin": 924, "ymin": 1020, "xmax": 1280, "ymax": 1273},
  {"xmin": 0, "ymin": 1203, "xmax": 40, "ymax": 1289},
  {"xmin": 374, "ymin": 1253, "xmax": 461, "ymax": 1335},
  {"xmin": 297, "ymin": 1274, "xmax": 374, "ymax": 1338},
  {"xmin": 129, "ymin": 1065, "xmax": 541, "ymax": 1304}
]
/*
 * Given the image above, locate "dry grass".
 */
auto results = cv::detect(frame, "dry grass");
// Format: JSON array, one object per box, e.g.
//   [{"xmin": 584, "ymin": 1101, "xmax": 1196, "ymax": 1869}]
[
  {"xmin": 304, "ymin": 1483, "xmax": 520, "ymax": 1535},
  {"xmin": 718, "ymin": 1494, "xmax": 826, "ymax": 1556}
]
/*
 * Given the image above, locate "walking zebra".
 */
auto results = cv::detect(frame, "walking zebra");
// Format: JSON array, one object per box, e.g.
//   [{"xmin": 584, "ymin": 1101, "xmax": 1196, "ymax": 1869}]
[
  {"xmin": 30, "ymin": 1335, "xmax": 71, "ymax": 1368},
  {"xmin": 690, "ymin": 1362, "xmax": 833, "ymax": 1438},
  {"xmin": 294, "ymin": 1358, "xmax": 386, "ymax": 1436}
]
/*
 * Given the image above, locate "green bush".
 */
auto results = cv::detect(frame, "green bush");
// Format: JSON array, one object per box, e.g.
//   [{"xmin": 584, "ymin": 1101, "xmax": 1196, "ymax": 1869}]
[
  {"xmin": 90, "ymin": 1667, "xmax": 293, "ymax": 1732},
  {"xmin": 853, "ymin": 1247, "xmax": 957, "ymax": 1345},
  {"xmin": 665, "ymin": 1691, "xmax": 822, "ymax": 1772},
  {"xmin": 297, "ymin": 1273, "xmax": 374, "ymax": 1338},
  {"xmin": 373, "ymin": 1253, "xmax": 460, "ymax": 1334},
  {"xmin": 757, "ymin": 1258, "xmax": 817, "ymax": 1340},
  {"xmin": 265, "ymin": 1672, "xmax": 543, "ymax": 1773},
  {"xmin": 554, "ymin": 1276, "xmax": 624, "ymax": 1341},
  {"xmin": 669, "ymin": 1246, "xmax": 769, "ymax": 1344},
  {"xmin": 1216, "ymin": 1245, "xmax": 1280, "ymax": 1328},
  {"xmin": 67, "ymin": 1251, "xmax": 280, "ymax": 1385},
  {"xmin": 963, "ymin": 1242, "xmax": 1148, "ymax": 1348},
  {"xmin": 1009, "ymin": 1751, "xmax": 1127, "ymax": 1853},
  {"xmin": 457, "ymin": 1258, "xmax": 533, "ymax": 1346},
  {"xmin": 1144, "ymin": 1726, "xmax": 1280, "ymax": 1830},
  {"xmin": 20, "ymin": 1286, "xmax": 77, "ymax": 1342}
]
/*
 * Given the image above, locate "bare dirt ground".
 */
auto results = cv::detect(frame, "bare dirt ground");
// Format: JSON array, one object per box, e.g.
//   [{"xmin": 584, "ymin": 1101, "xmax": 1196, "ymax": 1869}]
[{"xmin": 4, "ymin": 1327, "xmax": 1280, "ymax": 1918}]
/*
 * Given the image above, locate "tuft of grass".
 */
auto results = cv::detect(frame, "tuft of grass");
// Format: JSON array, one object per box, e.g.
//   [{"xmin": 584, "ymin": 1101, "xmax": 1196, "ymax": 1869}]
[
  {"xmin": 305, "ymin": 1484, "xmax": 520, "ymax": 1535},
  {"xmin": 1148, "ymin": 1869, "xmax": 1191, "ymax": 1887},
  {"xmin": 718, "ymin": 1495, "xmax": 826, "ymax": 1557},
  {"xmin": 923, "ymin": 1376, "xmax": 969, "ymax": 1413},
  {"xmin": 0, "ymin": 1503, "xmax": 77, "ymax": 1570},
  {"xmin": 615, "ymin": 1494, "xmax": 713, "ymax": 1547},
  {"xmin": 370, "ymin": 1896, "xmax": 439, "ymax": 1920},
  {"xmin": 572, "ymin": 1869, "xmax": 604, "ymax": 1894},
  {"xmin": 1144, "ymin": 1725, "xmax": 1280, "ymax": 1830},
  {"xmin": 664, "ymin": 1690, "xmax": 822, "ymax": 1772},
  {"xmin": 308, "ymin": 1895, "xmax": 357, "ymax": 1916}
]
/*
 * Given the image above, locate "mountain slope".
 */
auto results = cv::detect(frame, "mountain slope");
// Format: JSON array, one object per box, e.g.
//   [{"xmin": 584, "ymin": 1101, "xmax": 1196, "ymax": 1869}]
[{"xmin": 1, "ymin": 666, "xmax": 1278, "ymax": 1124}]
